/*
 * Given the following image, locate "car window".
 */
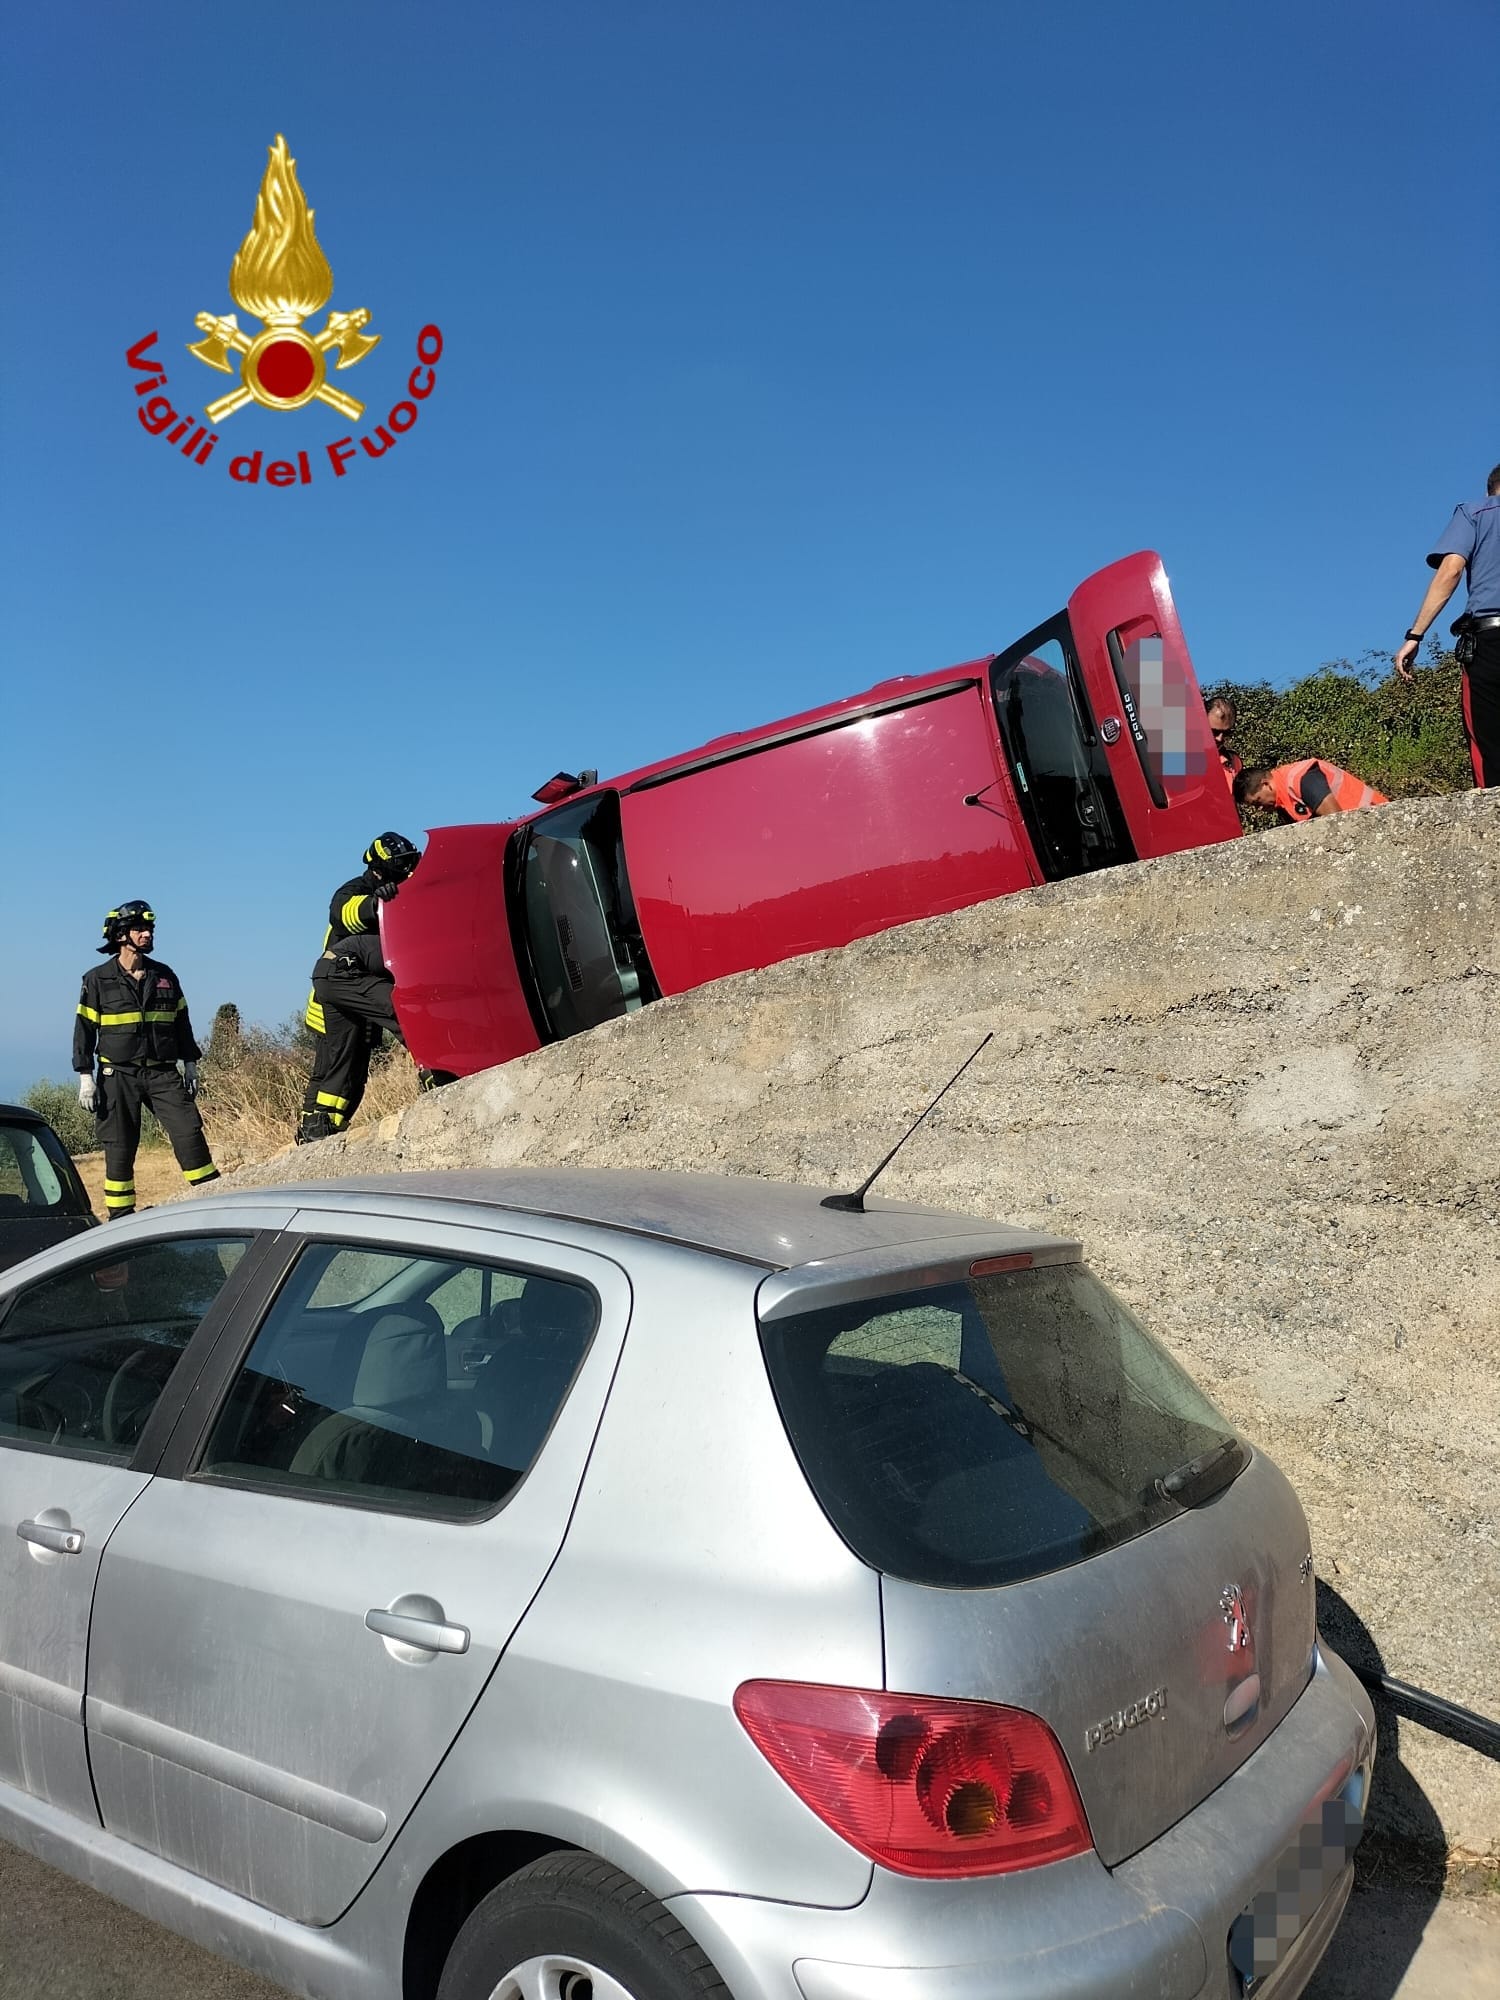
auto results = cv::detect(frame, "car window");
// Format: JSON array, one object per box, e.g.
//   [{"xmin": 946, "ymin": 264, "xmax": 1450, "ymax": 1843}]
[
  {"xmin": 0, "ymin": 1122, "xmax": 79, "ymax": 1216},
  {"xmin": 424, "ymin": 1262, "xmax": 528, "ymax": 1334},
  {"xmin": 761, "ymin": 1263, "xmax": 1236, "ymax": 1589},
  {"xmin": 990, "ymin": 631, "xmax": 1134, "ymax": 880},
  {"xmin": 0, "ymin": 1237, "xmax": 250, "ymax": 1461},
  {"xmin": 198, "ymin": 1243, "xmax": 598, "ymax": 1520},
  {"xmin": 305, "ymin": 1249, "xmax": 412, "ymax": 1308}
]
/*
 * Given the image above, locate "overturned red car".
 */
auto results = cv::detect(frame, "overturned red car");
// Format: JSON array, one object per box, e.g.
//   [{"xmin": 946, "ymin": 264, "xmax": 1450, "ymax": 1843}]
[{"xmin": 384, "ymin": 552, "xmax": 1239, "ymax": 1078}]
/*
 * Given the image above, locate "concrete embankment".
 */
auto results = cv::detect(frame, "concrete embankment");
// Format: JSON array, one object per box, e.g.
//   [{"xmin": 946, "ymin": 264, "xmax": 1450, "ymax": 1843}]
[{"xmin": 231, "ymin": 791, "xmax": 1500, "ymax": 1861}]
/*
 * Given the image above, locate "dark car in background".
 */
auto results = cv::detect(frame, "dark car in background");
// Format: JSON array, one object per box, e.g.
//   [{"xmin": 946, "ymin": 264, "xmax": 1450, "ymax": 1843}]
[{"xmin": 0, "ymin": 1105, "xmax": 97, "ymax": 1273}]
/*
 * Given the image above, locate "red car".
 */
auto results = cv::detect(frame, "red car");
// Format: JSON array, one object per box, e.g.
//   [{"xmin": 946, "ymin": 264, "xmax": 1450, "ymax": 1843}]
[{"xmin": 384, "ymin": 553, "xmax": 1239, "ymax": 1078}]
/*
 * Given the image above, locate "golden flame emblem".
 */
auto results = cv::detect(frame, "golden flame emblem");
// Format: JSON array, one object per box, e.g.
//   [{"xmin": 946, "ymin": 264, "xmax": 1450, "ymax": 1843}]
[{"xmin": 187, "ymin": 136, "xmax": 379, "ymax": 421}]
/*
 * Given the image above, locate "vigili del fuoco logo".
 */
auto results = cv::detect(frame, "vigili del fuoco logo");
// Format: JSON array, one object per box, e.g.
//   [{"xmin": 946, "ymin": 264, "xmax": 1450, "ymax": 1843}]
[{"xmin": 125, "ymin": 135, "xmax": 443, "ymax": 487}]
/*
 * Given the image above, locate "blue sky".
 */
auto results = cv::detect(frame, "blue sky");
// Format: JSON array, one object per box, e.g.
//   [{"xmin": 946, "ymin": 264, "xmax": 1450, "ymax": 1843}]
[{"xmin": 2, "ymin": 0, "xmax": 1496, "ymax": 1098}]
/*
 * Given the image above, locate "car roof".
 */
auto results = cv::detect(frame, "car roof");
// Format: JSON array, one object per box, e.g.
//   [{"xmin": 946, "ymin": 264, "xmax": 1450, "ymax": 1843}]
[
  {"xmin": 0, "ymin": 1104, "xmax": 51, "ymax": 1127},
  {"xmin": 192, "ymin": 1167, "xmax": 1072, "ymax": 1272}
]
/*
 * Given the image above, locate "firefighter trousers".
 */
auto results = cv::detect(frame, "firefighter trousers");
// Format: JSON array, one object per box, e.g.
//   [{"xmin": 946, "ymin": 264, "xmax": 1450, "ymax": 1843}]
[
  {"xmin": 96, "ymin": 1065, "xmax": 219, "ymax": 1217},
  {"xmin": 299, "ymin": 973, "xmax": 405, "ymax": 1140}
]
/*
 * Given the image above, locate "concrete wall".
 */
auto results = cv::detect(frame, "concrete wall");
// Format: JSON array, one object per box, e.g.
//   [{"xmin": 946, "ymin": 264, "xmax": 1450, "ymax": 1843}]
[{"xmin": 233, "ymin": 792, "xmax": 1500, "ymax": 1860}]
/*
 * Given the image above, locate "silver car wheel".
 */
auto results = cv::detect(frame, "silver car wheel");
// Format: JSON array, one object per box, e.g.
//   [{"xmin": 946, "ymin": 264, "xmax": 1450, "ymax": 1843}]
[{"xmin": 490, "ymin": 1954, "xmax": 638, "ymax": 2000}]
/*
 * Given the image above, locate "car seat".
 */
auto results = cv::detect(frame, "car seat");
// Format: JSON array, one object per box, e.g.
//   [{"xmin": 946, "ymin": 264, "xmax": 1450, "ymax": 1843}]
[
  {"xmin": 466, "ymin": 1283, "xmax": 595, "ymax": 1476},
  {"xmin": 289, "ymin": 1311, "xmax": 483, "ymax": 1488}
]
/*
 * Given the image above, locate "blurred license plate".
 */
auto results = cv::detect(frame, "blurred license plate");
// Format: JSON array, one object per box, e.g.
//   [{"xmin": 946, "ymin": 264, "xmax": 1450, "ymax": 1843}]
[{"xmin": 1228, "ymin": 1764, "xmax": 1368, "ymax": 1994}]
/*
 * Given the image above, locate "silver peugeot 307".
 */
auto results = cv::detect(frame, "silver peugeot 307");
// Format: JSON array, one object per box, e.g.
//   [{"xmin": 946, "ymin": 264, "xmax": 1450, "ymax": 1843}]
[{"xmin": 0, "ymin": 1169, "xmax": 1373, "ymax": 2000}]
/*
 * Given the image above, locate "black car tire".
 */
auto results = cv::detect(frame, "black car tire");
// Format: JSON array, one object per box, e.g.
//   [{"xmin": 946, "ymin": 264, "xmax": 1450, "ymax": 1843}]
[{"xmin": 436, "ymin": 1852, "xmax": 731, "ymax": 2000}]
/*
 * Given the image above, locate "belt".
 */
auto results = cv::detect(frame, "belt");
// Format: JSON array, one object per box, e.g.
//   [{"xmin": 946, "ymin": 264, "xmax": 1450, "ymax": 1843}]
[{"xmin": 1453, "ymin": 613, "xmax": 1500, "ymax": 633}]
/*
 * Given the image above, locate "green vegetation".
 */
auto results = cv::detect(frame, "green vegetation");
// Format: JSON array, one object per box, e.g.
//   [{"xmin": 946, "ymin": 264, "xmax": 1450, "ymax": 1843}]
[
  {"xmin": 22, "ymin": 1080, "xmax": 98, "ymax": 1158},
  {"xmin": 1207, "ymin": 644, "xmax": 1472, "ymax": 804}
]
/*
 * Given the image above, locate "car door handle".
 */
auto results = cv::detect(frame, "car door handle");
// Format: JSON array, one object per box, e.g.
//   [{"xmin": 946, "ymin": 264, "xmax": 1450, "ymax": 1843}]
[
  {"xmin": 18, "ymin": 1519, "xmax": 85, "ymax": 1555},
  {"xmin": 364, "ymin": 1608, "xmax": 470, "ymax": 1655}
]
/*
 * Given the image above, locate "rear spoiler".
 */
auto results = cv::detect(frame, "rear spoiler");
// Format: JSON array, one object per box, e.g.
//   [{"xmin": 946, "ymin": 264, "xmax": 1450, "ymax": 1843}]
[{"xmin": 756, "ymin": 1232, "xmax": 1083, "ymax": 1323}]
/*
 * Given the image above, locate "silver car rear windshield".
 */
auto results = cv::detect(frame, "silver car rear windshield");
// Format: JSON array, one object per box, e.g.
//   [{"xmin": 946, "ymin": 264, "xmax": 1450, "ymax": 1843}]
[{"xmin": 759, "ymin": 1263, "xmax": 1241, "ymax": 1589}]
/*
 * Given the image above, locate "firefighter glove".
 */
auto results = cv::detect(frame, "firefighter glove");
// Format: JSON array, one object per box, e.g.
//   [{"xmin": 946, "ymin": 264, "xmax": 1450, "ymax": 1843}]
[
  {"xmin": 78, "ymin": 1074, "xmax": 97, "ymax": 1113},
  {"xmin": 374, "ymin": 878, "xmax": 399, "ymax": 902},
  {"xmin": 182, "ymin": 1062, "xmax": 199, "ymax": 1098}
]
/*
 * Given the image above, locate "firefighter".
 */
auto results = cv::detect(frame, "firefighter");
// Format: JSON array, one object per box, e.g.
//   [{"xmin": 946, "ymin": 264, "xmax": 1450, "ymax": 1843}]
[
  {"xmin": 73, "ymin": 901, "xmax": 220, "ymax": 1219},
  {"xmin": 1233, "ymin": 761, "xmax": 1389, "ymax": 822},
  {"xmin": 297, "ymin": 834, "xmax": 422, "ymax": 1144}
]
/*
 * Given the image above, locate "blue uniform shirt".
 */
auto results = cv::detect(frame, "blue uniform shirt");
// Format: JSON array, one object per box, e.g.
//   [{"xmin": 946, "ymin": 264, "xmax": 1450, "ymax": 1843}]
[{"xmin": 1429, "ymin": 494, "xmax": 1500, "ymax": 615}]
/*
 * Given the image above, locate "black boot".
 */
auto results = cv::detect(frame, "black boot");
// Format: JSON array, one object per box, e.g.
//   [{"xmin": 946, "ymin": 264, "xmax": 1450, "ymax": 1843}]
[{"xmin": 296, "ymin": 1112, "xmax": 335, "ymax": 1145}]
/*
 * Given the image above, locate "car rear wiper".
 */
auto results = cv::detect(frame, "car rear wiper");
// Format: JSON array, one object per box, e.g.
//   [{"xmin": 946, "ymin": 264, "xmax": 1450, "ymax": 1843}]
[{"xmin": 1152, "ymin": 1436, "xmax": 1247, "ymax": 1510}]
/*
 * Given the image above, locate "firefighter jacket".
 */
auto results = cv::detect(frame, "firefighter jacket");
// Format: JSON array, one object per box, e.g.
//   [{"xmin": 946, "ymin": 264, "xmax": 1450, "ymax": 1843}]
[
  {"xmin": 75, "ymin": 956, "xmax": 202, "ymax": 1074},
  {"xmin": 311, "ymin": 929, "xmax": 389, "ymax": 982},
  {"xmin": 1268, "ymin": 760, "xmax": 1389, "ymax": 820},
  {"xmin": 306, "ymin": 870, "xmax": 387, "ymax": 1033},
  {"xmin": 327, "ymin": 871, "xmax": 386, "ymax": 945}
]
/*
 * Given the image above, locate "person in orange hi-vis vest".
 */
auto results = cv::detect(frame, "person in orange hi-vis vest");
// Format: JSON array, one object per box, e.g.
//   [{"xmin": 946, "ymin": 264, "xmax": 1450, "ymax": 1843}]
[{"xmin": 1233, "ymin": 760, "xmax": 1389, "ymax": 822}]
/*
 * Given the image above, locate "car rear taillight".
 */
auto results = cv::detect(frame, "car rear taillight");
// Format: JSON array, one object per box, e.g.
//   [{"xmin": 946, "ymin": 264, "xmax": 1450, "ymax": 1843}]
[{"xmin": 733, "ymin": 1681, "xmax": 1092, "ymax": 1877}]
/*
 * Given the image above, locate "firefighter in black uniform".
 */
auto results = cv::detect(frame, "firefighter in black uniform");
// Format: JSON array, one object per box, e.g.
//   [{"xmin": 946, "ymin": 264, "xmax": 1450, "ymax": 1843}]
[
  {"xmin": 74, "ymin": 901, "xmax": 221, "ymax": 1218},
  {"xmin": 297, "ymin": 834, "xmax": 424, "ymax": 1144}
]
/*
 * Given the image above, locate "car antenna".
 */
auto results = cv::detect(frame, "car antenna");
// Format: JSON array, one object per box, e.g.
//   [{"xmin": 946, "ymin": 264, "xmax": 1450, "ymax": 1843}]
[{"xmin": 821, "ymin": 1032, "xmax": 993, "ymax": 1212}]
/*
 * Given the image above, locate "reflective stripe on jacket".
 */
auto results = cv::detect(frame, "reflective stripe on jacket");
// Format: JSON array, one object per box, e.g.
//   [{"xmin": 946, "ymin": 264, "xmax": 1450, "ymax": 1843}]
[
  {"xmin": 74, "ymin": 955, "xmax": 201, "ymax": 1073},
  {"xmin": 1269, "ymin": 759, "xmax": 1389, "ymax": 819},
  {"xmin": 305, "ymin": 870, "xmax": 385, "ymax": 1033}
]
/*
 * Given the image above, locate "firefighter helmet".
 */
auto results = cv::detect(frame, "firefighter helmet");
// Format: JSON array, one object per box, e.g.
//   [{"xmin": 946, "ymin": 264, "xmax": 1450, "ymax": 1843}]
[
  {"xmin": 363, "ymin": 832, "xmax": 421, "ymax": 884},
  {"xmin": 99, "ymin": 900, "xmax": 157, "ymax": 951}
]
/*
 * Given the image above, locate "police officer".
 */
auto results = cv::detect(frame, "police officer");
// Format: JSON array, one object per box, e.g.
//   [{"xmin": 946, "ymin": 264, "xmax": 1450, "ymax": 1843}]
[
  {"xmin": 1394, "ymin": 463, "xmax": 1500, "ymax": 787},
  {"xmin": 74, "ymin": 901, "xmax": 220, "ymax": 1218},
  {"xmin": 297, "ymin": 834, "xmax": 422, "ymax": 1144}
]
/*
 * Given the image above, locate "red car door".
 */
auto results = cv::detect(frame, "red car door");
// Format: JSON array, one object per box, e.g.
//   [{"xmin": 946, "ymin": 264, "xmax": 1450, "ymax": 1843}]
[{"xmin": 1066, "ymin": 552, "xmax": 1241, "ymax": 861}]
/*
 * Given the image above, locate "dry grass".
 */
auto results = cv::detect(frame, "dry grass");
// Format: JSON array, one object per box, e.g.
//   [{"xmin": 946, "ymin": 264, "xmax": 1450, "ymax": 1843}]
[{"xmin": 193, "ymin": 1024, "xmax": 423, "ymax": 1172}]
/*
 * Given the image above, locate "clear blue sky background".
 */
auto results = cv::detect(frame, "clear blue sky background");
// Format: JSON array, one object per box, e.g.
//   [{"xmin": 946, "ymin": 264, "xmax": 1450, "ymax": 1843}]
[{"xmin": 2, "ymin": 0, "xmax": 1496, "ymax": 1098}]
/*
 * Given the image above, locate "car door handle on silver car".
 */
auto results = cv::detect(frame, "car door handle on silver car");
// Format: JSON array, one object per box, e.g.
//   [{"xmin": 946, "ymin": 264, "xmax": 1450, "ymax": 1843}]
[
  {"xmin": 18, "ymin": 1518, "xmax": 85, "ymax": 1555},
  {"xmin": 364, "ymin": 1607, "xmax": 470, "ymax": 1655}
]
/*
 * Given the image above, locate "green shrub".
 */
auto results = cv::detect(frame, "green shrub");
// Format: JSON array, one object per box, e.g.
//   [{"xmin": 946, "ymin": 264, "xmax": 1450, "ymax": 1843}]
[
  {"xmin": 1205, "ymin": 645, "xmax": 1472, "ymax": 824},
  {"xmin": 22, "ymin": 1079, "xmax": 97, "ymax": 1158}
]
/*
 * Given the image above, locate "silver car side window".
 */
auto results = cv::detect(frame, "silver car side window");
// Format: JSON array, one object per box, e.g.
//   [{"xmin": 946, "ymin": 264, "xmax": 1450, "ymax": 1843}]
[
  {"xmin": 196, "ymin": 1242, "xmax": 597, "ymax": 1521},
  {"xmin": 0, "ymin": 1238, "xmax": 250, "ymax": 1463}
]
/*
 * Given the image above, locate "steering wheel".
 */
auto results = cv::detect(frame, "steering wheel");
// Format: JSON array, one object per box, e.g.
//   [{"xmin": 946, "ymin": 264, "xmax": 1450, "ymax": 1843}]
[{"xmin": 101, "ymin": 1346, "xmax": 174, "ymax": 1450}]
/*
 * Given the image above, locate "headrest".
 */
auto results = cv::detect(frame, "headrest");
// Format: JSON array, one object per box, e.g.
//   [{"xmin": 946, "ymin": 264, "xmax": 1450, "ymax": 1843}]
[{"xmin": 352, "ymin": 1312, "xmax": 446, "ymax": 1407}]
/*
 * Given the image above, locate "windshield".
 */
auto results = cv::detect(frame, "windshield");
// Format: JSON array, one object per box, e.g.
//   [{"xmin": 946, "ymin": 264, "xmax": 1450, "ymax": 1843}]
[
  {"xmin": 0, "ymin": 1120, "xmax": 85, "ymax": 1217},
  {"xmin": 990, "ymin": 627, "xmax": 1134, "ymax": 879},
  {"xmin": 760, "ymin": 1262, "xmax": 1239, "ymax": 1589},
  {"xmin": 509, "ymin": 791, "xmax": 659, "ymax": 1042}
]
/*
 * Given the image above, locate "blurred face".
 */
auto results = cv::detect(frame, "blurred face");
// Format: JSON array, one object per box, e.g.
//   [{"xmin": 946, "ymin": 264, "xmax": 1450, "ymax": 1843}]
[
  {"xmin": 1244, "ymin": 778, "xmax": 1275, "ymax": 809},
  {"xmin": 1207, "ymin": 704, "xmax": 1235, "ymax": 744},
  {"xmin": 125, "ymin": 923, "xmax": 154, "ymax": 951}
]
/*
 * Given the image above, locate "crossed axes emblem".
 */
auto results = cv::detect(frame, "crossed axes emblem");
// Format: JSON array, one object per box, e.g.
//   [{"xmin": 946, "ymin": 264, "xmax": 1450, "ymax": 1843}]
[{"xmin": 188, "ymin": 308, "xmax": 380, "ymax": 422}]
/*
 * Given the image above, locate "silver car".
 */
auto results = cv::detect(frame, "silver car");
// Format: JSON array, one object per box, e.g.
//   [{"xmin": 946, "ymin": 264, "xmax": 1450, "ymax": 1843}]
[{"xmin": 0, "ymin": 1169, "xmax": 1374, "ymax": 2000}]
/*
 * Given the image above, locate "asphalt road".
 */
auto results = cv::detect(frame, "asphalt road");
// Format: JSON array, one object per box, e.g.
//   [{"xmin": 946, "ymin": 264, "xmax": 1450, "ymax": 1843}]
[{"xmin": 0, "ymin": 1842, "xmax": 1496, "ymax": 2000}]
